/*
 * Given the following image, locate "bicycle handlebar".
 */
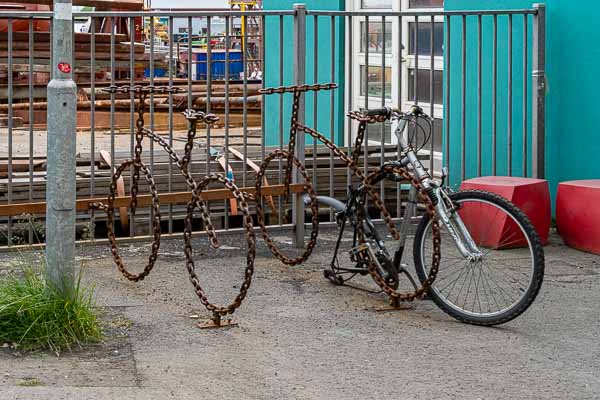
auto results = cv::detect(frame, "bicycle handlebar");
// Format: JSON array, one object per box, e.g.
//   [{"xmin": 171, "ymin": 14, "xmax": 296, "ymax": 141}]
[{"xmin": 363, "ymin": 105, "xmax": 430, "ymax": 121}]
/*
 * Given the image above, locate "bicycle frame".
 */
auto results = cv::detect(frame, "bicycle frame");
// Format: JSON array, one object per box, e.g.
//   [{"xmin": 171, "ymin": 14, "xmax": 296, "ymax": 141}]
[{"xmin": 391, "ymin": 116, "xmax": 483, "ymax": 261}]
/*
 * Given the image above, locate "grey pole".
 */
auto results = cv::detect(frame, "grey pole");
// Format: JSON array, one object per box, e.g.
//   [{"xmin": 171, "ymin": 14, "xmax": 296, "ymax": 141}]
[
  {"xmin": 532, "ymin": 3, "xmax": 546, "ymax": 179},
  {"xmin": 46, "ymin": 0, "xmax": 77, "ymax": 296},
  {"xmin": 293, "ymin": 3, "xmax": 306, "ymax": 248}
]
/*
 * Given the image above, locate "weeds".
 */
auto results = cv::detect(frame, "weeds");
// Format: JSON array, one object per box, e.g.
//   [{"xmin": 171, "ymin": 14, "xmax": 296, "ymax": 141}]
[{"xmin": 0, "ymin": 257, "xmax": 103, "ymax": 354}]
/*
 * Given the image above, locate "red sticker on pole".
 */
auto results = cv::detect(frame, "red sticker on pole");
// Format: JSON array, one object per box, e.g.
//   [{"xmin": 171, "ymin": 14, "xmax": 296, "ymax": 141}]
[{"xmin": 57, "ymin": 63, "xmax": 71, "ymax": 73}]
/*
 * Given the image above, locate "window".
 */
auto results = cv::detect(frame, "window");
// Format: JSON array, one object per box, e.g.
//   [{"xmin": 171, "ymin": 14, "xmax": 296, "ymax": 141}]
[
  {"xmin": 360, "ymin": 66, "xmax": 392, "ymax": 99},
  {"xmin": 408, "ymin": 0, "xmax": 444, "ymax": 8},
  {"xmin": 361, "ymin": 0, "xmax": 393, "ymax": 8},
  {"xmin": 408, "ymin": 22, "xmax": 444, "ymax": 56},
  {"xmin": 360, "ymin": 21, "xmax": 392, "ymax": 54},
  {"xmin": 367, "ymin": 121, "xmax": 392, "ymax": 144},
  {"xmin": 408, "ymin": 69, "xmax": 443, "ymax": 104}
]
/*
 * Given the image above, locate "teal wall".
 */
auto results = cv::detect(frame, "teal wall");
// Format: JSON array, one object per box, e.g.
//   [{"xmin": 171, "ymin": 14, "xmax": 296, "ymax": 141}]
[
  {"xmin": 263, "ymin": 0, "xmax": 345, "ymax": 147},
  {"xmin": 446, "ymin": 0, "xmax": 600, "ymax": 207}
]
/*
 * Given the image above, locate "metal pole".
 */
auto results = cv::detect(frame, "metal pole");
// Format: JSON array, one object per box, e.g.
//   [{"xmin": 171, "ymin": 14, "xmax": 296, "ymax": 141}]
[
  {"xmin": 293, "ymin": 3, "xmax": 306, "ymax": 248},
  {"xmin": 46, "ymin": 0, "xmax": 77, "ymax": 296},
  {"xmin": 532, "ymin": 3, "xmax": 546, "ymax": 179}
]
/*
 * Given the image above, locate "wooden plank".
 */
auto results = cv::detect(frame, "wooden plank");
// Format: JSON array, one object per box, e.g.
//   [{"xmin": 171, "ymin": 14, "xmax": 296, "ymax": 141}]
[{"xmin": 0, "ymin": 183, "xmax": 305, "ymax": 217}]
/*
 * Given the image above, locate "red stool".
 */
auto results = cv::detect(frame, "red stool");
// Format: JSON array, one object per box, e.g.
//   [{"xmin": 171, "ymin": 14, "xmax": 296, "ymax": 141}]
[
  {"xmin": 459, "ymin": 177, "xmax": 551, "ymax": 248},
  {"xmin": 556, "ymin": 180, "xmax": 600, "ymax": 255}
]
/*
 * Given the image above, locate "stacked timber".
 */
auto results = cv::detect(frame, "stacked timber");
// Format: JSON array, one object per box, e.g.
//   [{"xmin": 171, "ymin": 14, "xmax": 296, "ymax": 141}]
[
  {"xmin": 0, "ymin": 80, "xmax": 263, "ymax": 129},
  {"xmin": 0, "ymin": 144, "xmax": 429, "ymax": 234},
  {"xmin": 0, "ymin": 32, "xmax": 150, "ymax": 85}
]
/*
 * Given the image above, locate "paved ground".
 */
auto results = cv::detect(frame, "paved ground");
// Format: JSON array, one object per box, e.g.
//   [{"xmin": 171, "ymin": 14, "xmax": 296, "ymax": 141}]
[{"xmin": 0, "ymin": 229, "xmax": 599, "ymax": 399}]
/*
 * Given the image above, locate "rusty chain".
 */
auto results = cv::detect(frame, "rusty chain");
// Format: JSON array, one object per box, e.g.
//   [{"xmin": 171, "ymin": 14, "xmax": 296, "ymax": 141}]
[
  {"xmin": 183, "ymin": 174, "xmax": 256, "ymax": 317},
  {"xmin": 255, "ymin": 150, "xmax": 319, "ymax": 265},
  {"xmin": 256, "ymin": 84, "xmax": 441, "ymax": 303},
  {"xmin": 92, "ymin": 84, "xmax": 258, "ymax": 321},
  {"xmin": 258, "ymin": 83, "xmax": 338, "ymax": 95},
  {"xmin": 359, "ymin": 165, "xmax": 441, "ymax": 301},
  {"xmin": 92, "ymin": 81, "xmax": 441, "ymax": 322}
]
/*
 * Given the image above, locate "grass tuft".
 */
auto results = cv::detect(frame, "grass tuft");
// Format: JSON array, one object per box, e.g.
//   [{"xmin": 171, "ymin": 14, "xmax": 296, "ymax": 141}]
[{"xmin": 0, "ymin": 258, "xmax": 103, "ymax": 354}]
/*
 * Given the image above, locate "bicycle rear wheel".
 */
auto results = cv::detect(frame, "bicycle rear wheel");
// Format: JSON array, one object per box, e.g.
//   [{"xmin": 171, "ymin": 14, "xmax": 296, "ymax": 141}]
[{"xmin": 413, "ymin": 190, "xmax": 544, "ymax": 326}]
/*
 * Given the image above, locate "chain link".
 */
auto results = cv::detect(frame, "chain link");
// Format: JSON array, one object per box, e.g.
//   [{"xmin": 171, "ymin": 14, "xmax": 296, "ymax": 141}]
[
  {"xmin": 183, "ymin": 174, "xmax": 256, "ymax": 316},
  {"xmin": 359, "ymin": 165, "xmax": 442, "ymax": 301},
  {"xmin": 91, "ymin": 84, "xmax": 254, "ymax": 321},
  {"xmin": 255, "ymin": 150, "xmax": 319, "ymax": 265},
  {"xmin": 258, "ymin": 83, "xmax": 338, "ymax": 95}
]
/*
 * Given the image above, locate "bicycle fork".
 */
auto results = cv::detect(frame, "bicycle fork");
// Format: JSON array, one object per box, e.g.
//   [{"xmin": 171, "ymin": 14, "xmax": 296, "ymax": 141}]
[{"xmin": 427, "ymin": 186, "xmax": 483, "ymax": 261}]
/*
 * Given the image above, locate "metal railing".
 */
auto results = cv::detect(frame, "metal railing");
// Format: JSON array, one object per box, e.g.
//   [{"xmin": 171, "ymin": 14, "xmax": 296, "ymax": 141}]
[{"xmin": 0, "ymin": 4, "xmax": 546, "ymax": 249}]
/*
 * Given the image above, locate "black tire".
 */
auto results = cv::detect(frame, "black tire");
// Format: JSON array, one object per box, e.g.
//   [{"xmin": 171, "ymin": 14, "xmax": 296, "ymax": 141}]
[{"xmin": 413, "ymin": 190, "xmax": 545, "ymax": 326}]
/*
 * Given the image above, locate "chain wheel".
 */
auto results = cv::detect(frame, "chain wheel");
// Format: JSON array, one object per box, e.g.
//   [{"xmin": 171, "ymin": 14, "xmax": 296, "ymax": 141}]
[
  {"xmin": 183, "ymin": 174, "xmax": 256, "ymax": 317},
  {"xmin": 255, "ymin": 150, "xmax": 319, "ymax": 266},
  {"xmin": 105, "ymin": 160, "xmax": 161, "ymax": 282}
]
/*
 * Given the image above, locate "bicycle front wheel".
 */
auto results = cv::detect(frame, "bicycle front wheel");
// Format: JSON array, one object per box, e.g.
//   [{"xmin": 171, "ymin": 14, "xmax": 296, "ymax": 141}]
[{"xmin": 413, "ymin": 190, "xmax": 544, "ymax": 326}]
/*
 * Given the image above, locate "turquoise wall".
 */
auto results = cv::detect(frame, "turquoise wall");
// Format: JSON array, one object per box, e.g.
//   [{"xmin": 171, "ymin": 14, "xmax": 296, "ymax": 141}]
[
  {"xmin": 263, "ymin": 0, "xmax": 345, "ymax": 147},
  {"xmin": 446, "ymin": 0, "xmax": 600, "ymax": 207},
  {"xmin": 445, "ymin": 0, "xmax": 533, "ymax": 190}
]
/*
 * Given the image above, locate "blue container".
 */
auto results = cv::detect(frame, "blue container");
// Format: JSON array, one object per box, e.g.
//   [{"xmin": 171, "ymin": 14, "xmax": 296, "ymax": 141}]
[
  {"xmin": 194, "ymin": 49, "xmax": 244, "ymax": 80},
  {"xmin": 144, "ymin": 67, "xmax": 167, "ymax": 78}
]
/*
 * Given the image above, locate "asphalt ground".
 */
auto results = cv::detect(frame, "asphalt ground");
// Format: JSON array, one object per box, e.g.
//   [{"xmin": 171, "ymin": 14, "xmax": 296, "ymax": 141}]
[{"xmin": 0, "ymin": 229, "xmax": 598, "ymax": 399}]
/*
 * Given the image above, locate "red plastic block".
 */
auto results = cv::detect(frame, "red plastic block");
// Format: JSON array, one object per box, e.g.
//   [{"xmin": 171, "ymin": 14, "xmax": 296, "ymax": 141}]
[
  {"xmin": 459, "ymin": 177, "xmax": 551, "ymax": 248},
  {"xmin": 556, "ymin": 180, "xmax": 600, "ymax": 255}
]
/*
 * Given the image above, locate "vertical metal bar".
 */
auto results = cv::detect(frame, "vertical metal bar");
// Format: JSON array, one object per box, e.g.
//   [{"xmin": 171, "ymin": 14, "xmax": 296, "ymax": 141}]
[
  {"xmin": 508, "ymin": 14, "xmax": 513, "ymax": 176},
  {"xmin": 293, "ymin": 3, "xmax": 306, "ymax": 248},
  {"xmin": 224, "ymin": 16, "xmax": 231, "ymax": 230},
  {"xmin": 477, "ymin": 14, "xmax": 482, "ymax": 177},
  {"xmin": 363, "ymin": 15, "xmax": 369, "ymax": 174},
  {"xmin": 187, "ymin": 16, "xmax": 192, "ymax": 113},
  {"xmin": 110, "ymin": 18, "xmax": 115, "ymax": 174},
  {"xmin": 461, "ymin": 15, "xmax": 466, "ymax": 182},
  {"xmin": 492, "ymin": 14, "xmax": 497, "ymax": 175},
  {"xmin": 206, "ymin": 16, "xmax": 212, "ymax": 175},
  {"xmin": 380, "ymin": 16, "xmax": 385, "ymax": 205},
  {"xmin": 28, "ymin": 18, "xmax": 34, "ymax": 244},
  {"xmin": 90, "ymin": 18, "xmax": 97, "ymax": 239},
  {"xmin": 278, "ymin": 15, "xmax": 284, "ymax": 226},
  {"xmin": 129, "ymin": 16, "xmax": 135, "ymax": 237},
  {"xmin": 312, "ymin": 16, "xmax": 318, "ymax": 189},
  {"xmin": 186, "ymin": 17, "xmax": 193, "ymax": 207},
  {"xmin": 532, "ymin": 4, "xmax": 546, "ymax": 179},
  {"xmin": 523, "ymin": 14, "xmax": 528, "ymax": 176},
  {"xmin": 149, "ymin": 15, "xmax": 155, "ymax": 233},
  {"xmin": 260, "ymin": 14, "xmax": 266, "ymax": 228},
  {"xmin": 429, "ymin": 15, "xmax": 435, "ymax": 177},
  {"xmin": 7, "ymin": 19, "xmax": 13, "ymax": 245},
  {"xmin": 414, "ymin": 16, "xmax": 418, "ymax": 105},
  {"xmin": 46, "ymin": 0, "xmax": 77, "ymax": 294},
  {"xmin": 397, "ymin": 14, "xmax": 402, "ymax": 217},
  {"xmin": 242, "ymin": 14, "xmax": 248, "ymax": 187},
  {"xmin": 330, "ymin": 15, "xmax": 336, "ymax": 220},
  {"xmin": 347, "ymin": 15, "xmax": 353, "ymax": 188},
  {"xmin": 168, "ymin": 16, "xmax": 174, "ymax": 233},
  {"xmin": 444, "ymin": 15, "xmax": 451, "ymax": 185}
]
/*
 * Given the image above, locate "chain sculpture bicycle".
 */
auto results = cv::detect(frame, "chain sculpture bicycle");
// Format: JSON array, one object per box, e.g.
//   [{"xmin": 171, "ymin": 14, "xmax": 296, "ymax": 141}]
[
  {"xmin": 91, "ymin": 84, "xmax": 256, "ymax": 328},
  {"xmin": 93, "ymin": 82, "xmax": 542, "ymax": 327}
]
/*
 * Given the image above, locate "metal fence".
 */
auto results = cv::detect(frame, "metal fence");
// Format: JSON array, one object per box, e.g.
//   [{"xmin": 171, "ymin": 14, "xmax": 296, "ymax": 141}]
[{"xmin": 0, "ymin": 4, "xmax": 545, "ymax": 249}]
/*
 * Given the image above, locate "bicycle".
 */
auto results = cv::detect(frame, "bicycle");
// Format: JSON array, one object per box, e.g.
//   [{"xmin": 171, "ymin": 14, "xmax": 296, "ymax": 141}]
[{"xmin": 307, "ymin": 105, "xmax": 545, "ymax": 326}]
